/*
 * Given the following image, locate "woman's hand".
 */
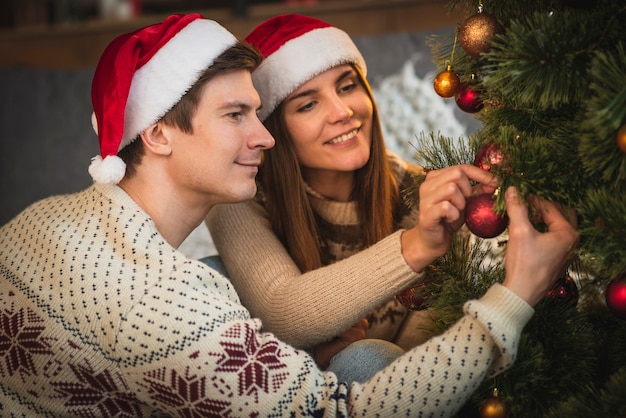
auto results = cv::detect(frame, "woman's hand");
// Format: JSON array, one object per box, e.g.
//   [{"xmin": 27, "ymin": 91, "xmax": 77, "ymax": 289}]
[
  {"xmin": 401, "ymin": 164, "xmax": 498, "ymax": 272},
  {"xmin": 313, "ymin": 318, "xmax": 368, "ymax": 370}
]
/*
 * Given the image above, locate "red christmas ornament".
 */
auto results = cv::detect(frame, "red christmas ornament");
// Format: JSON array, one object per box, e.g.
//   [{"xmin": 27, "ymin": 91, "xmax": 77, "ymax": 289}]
[
  {"xmin": 396, "ymin": 284, "xmax": 427, "ymax": 311},
  {"xmin": 474, "ymin": 142, "xmax": 504, "ymax": 171},
  {"xmin": 546, "ymin": 274, "xmax": 579, "ymax": 305},
  {"xmin": 605, "ymin": 274, "xmax": 626, "ymax": 319},
  {"xmin": 456, "ymin": 83, "xmax": 484, "ymax": 113},
  {"xmin": 465, "ymin": 193, "xmax": 508, "ymax": 238}
]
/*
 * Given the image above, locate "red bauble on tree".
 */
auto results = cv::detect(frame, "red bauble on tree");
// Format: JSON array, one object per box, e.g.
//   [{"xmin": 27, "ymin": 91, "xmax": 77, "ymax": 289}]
[
  {"xmin": 474, "ymin": 142, "xmax": 504, "ymax": 171},
  {"xmin": 465, "ymin": 193, "xmax": 508, "ymax": 238},
  {"xmin": 396, "ymin": 284, "xmax": 427, "ymax": 311},
  {"xmin": 456, "ymin": 83, "xmax": 484, "ymax": 113},
  {"xmin": 605, "ymin": 274, "xmax": 626, "ymax": 319}
]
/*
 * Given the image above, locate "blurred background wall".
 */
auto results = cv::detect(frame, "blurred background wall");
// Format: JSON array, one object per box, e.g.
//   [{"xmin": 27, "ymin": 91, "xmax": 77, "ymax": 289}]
[{"xmin": 0, "ymin": 1, "xmax": 479, "ymax": 249}]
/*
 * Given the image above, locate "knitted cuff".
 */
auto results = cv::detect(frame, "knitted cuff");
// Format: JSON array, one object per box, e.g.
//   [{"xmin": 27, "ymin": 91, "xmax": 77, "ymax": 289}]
[{"xmin": 463, "ymin": 283, "xmax": 534, "ymax": 375}]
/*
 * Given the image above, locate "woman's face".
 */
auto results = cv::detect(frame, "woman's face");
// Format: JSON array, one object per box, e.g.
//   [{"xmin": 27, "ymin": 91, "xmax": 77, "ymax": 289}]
[{"xmin": 282, "ymin": 64, "xmax": 373, "ymax": 184}]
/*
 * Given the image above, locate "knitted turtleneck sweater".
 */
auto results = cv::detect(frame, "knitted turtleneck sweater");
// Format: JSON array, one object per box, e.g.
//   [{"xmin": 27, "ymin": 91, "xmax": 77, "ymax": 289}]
[
  {"xmin": 207, "ymin": 152, "xmax": 428, "ymax": 350},
  {"xmin": 1, "ymin": 182, "xmax": 533, "ymax": 417}
]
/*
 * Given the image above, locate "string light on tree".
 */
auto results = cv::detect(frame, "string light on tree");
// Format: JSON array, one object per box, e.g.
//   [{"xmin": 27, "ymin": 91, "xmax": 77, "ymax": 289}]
[
  {"xmin": 458, "ymin": 2, "xmax": 504, "ymax": 58},
  {"xmin": 546, "ymin": 274, "xmax": 579, "ymax": 305}
]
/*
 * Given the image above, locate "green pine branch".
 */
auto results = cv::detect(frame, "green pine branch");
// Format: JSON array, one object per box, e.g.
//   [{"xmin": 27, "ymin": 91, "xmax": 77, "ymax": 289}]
[{"xmin": 414, "ymin": 0, "xmax": 626, "ymax": 413}]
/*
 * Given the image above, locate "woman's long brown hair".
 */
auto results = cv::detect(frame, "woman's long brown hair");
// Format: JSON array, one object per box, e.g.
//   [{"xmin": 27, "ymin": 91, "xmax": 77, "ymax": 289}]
[{"xmin": 259, "ymin": 64, "xmax": 400, "ymax": 272}]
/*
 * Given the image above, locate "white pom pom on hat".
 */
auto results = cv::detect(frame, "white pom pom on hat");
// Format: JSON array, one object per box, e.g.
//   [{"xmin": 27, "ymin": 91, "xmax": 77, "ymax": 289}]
[
  {"xmin": 245, "ymin": 14, "xmax": 367, "ymax": 122},
  {"xmin": 89, "ymin": 13, "xmax": 237, "ymax": 184}
]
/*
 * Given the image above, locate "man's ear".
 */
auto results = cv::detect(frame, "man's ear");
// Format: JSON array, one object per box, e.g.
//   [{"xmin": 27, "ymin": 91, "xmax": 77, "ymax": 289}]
[{"xmin": 139, "ymin": 122, "xmax": 173, "ymax": 156}]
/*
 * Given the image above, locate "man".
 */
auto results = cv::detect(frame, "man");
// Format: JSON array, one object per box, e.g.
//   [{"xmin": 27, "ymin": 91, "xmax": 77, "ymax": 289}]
[{"xmin": 0, "ymin": 13, "xmax": 578, "ymax": 417}]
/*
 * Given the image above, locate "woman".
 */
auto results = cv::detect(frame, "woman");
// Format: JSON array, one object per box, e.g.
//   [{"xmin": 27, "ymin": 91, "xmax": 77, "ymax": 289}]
[{"xmin": 207, "ymin": 14, "xmax": 512, "ymax": 382}]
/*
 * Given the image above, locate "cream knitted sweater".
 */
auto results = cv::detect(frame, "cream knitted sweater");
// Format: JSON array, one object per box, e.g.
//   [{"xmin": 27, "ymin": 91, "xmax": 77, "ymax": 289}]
[
  {"xmin": 207, "ymin": 152, "xmax": 429, "ymax": 350},
  {"xmin": 0, "ymin": 183, "xmax": 533, "ymax": 417}
]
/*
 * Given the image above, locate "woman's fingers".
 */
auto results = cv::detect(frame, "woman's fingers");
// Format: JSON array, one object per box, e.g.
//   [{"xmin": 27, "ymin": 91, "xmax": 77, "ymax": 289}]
[{"xmin": 420, "ymin": 165, "xmax": 498, "ymax": 227}]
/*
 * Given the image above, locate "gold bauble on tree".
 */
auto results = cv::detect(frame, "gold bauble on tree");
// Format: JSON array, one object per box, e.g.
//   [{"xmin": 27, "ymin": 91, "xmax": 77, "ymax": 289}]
[
  {"xmin": 459, "ymin": 10, "xmax": 504, "ymax": 58},
  {"xmin": 479, "ymin": 387, "xmax": 509, "ymax": 418},
  {"xmin": 433, "ymin": 65, "xmax": 461, "ymax": 98}
]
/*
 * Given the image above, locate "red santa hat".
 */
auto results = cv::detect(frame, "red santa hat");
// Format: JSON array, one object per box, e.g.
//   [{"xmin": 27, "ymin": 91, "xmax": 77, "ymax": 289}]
[
  {"xmin": 89, "ymin": 13, "xmax": 237, "ymax": 184},
  {"xmin": 245, "ymin": 14, "xmax": 366, "ymax": 121}
]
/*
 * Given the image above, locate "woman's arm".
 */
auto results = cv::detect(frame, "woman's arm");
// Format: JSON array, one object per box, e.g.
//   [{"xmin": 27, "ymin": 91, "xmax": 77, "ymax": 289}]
[{"xmin": 206, "ymin": 200, "xmax": 421, "ymax": 349}]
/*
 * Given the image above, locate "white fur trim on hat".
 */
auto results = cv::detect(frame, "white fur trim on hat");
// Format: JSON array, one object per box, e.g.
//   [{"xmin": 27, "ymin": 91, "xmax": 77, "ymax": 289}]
[
  {"xmin": 253, "ymin": 26, "xmax": 366, "ymax": 121},
  {"xmin": 122, "ymin": 19, "xmax": 236, "ymax": 150}
]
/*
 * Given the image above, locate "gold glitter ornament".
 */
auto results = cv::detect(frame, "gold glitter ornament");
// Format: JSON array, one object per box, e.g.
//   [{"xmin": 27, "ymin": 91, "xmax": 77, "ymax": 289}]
[
  {"xmin": 617, "ymin": 124, "xmax": 626, "ymax": 154},
  {"xmin": 459, "ymin": 11, "xmax": 504, "ymax": 58},
  {"xmin": 433, "ymin": 66, "xmax": 461, "ymax": 98}
]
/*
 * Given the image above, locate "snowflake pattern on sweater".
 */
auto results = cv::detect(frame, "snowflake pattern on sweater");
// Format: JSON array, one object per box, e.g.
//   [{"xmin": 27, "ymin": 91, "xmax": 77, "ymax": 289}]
[{"xmin": 1, "ymin": 183, "xmax": 533, "ymax": 417}]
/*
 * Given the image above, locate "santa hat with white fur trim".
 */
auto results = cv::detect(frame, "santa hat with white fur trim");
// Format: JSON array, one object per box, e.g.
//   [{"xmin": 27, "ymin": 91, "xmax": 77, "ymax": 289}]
[
  {"xmin": 245, "ymin": 14, "xmax": 367, "ymax": 122},
  {"xmin": 89, "ymin": 13, "xmax": 237, "ymax": 184}
]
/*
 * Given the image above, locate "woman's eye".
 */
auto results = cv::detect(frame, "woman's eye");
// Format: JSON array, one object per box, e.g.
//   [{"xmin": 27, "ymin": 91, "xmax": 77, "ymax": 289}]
[
  {"xmin": 339, "ymin": 82, "xmax": 357, "ymax": 93},
  {"xmin": 297, "ymin": 101, "xmax": 315, "ymax": 113}
]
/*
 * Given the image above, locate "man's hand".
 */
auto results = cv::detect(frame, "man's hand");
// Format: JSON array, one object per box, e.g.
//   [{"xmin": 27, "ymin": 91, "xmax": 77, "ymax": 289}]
[{"xmin": 502, "ymin": 186, "xmax": 579, "ymax": 306}]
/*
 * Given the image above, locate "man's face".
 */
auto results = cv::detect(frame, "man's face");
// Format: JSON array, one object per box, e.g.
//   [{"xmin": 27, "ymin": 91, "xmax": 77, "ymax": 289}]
[{"xmin": 166, "ymin": 69, "xmax": 274, "ymax": 206}]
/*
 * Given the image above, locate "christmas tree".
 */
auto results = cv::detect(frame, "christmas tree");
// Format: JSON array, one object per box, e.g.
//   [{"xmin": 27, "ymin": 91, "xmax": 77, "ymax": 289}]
[{"xmin": 404, "ymin": 0, "xmax": 626, "ymax": 415}]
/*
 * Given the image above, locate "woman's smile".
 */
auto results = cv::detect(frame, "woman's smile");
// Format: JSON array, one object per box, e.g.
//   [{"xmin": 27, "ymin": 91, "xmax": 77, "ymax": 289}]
[{"xmin": 326, "ymin": 128, "xmax": 359, "ymax": 145}]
